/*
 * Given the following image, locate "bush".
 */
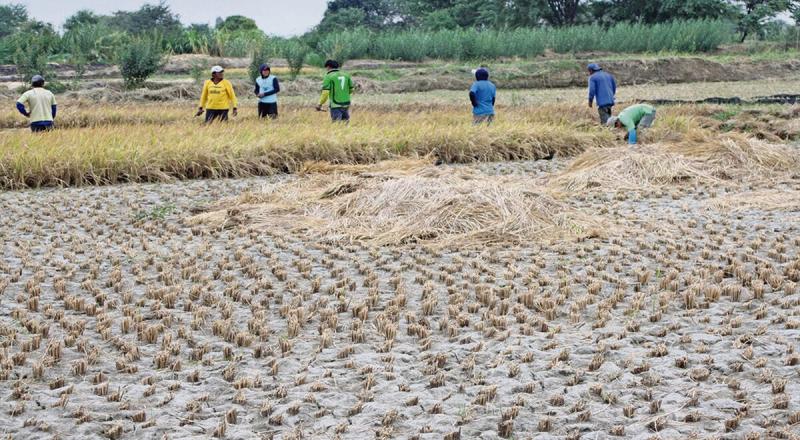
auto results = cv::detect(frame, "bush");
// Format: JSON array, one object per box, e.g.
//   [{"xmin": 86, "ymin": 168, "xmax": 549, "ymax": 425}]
[
  {"xmin": 118, "ymin": 37, "xmax": 164, "ymax": 89},
  {"xmin": 282, "ymin": 41, "xmax": 309, "ymax": 79}
]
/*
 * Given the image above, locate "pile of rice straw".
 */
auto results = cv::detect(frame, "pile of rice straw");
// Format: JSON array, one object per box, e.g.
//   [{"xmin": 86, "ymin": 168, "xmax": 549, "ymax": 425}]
[
  {"xmin": 189, "ymin": 159, "xmax": 602, "ymax": 246},
  {"xmin": 706, "ymin": 189, "xmax": 800, "ymax": 212},
  {"xmin": 549, "ymin": 135, "xmax": 799, "ymax": 192}
]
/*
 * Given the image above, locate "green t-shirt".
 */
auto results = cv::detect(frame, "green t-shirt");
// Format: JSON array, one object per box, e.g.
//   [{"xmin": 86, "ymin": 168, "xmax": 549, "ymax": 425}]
[
  {"xmin": 322, "ymin": 70, "xmax": 353, "ymax": 108},
  {"xmin": 618, "ymin": 104, "xmax": 655, "ymax": 131}
]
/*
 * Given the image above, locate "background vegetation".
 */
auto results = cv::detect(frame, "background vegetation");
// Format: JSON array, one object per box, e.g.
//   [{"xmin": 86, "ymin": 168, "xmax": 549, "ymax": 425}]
[{"xmin": 0, "ymin": 0, "xmax": 798, "ymax": 87}]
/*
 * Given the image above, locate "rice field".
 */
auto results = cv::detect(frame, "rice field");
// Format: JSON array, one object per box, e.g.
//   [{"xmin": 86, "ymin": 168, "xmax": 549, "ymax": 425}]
[{"xmin": 1, "ymin": 80, "xmax": 799, "ymax": 439}]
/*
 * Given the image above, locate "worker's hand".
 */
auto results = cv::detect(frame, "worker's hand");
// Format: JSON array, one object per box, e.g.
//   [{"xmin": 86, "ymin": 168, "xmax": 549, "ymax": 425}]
[
  {"xmin": 315, "ymin": 105, "xmax": 323, "ymax": 112},
  {"xmin": 588, "ymin": 102, "xmax": 593, "ymax": 108},
  {"xmin": 258, "ymin": 93, "xmax": 266, "ymax": 98},
  {"xmin": 195, "ymin": 108, "xmax": 204, "ymax": 117},
  {"xmin": 232, "ymin": 108, "xmax": 238, "ymax": 117}
]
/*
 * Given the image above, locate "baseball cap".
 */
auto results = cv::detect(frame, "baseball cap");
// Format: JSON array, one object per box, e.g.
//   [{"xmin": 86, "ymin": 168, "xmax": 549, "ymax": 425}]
[
  {"xmin": 210, "ymin": 65, "xmax": 224, "ymax": 74},
  {"xmin": 606, "ymin": 116, "xmax": 619, "ymax": 127},
  {"xmin": 588, "ymin": 63, "xmax": 602, "ymax": 72},
  {"xmin": 31, "ymin": 74, "xmax": 45, "ymax": 84}
]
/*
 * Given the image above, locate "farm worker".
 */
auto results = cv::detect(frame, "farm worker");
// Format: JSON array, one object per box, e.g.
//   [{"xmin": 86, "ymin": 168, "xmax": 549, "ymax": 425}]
[
  {"xmin": 607, "ymin": 104, "xmax": 656, "ymax": 145},
  {"xmin": 16, "ymin": 75, "xmax": 57, "ymax": 132},
  {"xmin": 470, "ymin": 67, "xmax": 496, "ymax": 125},
  {"xmin": 587, "ymin": 63, "xmax": 617, "ymax": 125},
  {"xmin": 196, "ymin": 65, "xmax": 238, "ymax": 123},
  {"xmin": 316, "ymin": 60, "xmax": 353, "ymax": 123},
  {"xmin": 254, "ymin": 64, "xmax": 280, "ymax": 119}
]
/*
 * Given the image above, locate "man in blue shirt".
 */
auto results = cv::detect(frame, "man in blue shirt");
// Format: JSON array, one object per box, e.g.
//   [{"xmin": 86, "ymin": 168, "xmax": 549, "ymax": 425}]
[
  {"xmin": 470, "ymin": 68, "xmax": 496, "ymax": 125},
  {"xmin": 587, "ymin": 63, "xmax": 617, "ymax": 125}
]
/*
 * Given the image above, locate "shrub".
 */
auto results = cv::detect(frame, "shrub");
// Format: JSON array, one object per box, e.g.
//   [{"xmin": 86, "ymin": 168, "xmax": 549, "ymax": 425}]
[
  {"xmin": 282, "ymin": 41, "xmax": 309, "ymax": 79},
  {"xmin": 118, "ymin": 37, "xmax": 164, "ymax": 89}
]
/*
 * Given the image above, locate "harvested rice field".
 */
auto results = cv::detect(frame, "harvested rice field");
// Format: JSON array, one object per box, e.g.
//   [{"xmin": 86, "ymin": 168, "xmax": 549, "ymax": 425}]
[{"xmin": 1, "ymin": 142, "xmax": 799, "ymax": 438}]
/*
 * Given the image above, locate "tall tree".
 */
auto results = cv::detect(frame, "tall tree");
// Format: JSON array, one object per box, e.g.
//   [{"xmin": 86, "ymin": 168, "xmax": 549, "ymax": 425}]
[
  {"xmin": 544, "ymin": 0, "xmax": 583, "ymax": 25},
  {"xmin": 0, "ymin": 3, "xmax": 28, "ymax": 38},
  {"xmin": 733, "ymin": 0, "xmax": 794, "ymax": 41}
]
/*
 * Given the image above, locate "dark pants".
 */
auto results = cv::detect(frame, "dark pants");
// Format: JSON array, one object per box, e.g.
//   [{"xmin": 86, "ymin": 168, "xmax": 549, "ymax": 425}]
[
  {"xmin": 205, "ymin": 109, "xmax": 229, "ymax": 123},
  {"xmin": 31, "ymin": 123, "xmax": 54, "ymax": 132},
  {"xmin": 330, "ymin": 107, "xmax": 350, "ymax": 123},
  {"xmin": 598, "ymin": 105, "xmax": 613, "ymax": 124},
  {"xmin": 258, "ymin": 102, "xmax": 278, "ymax": 119}
]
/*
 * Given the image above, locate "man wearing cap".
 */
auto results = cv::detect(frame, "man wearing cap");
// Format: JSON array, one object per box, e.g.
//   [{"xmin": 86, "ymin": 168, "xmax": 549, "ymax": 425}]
[
  {"xmin": 587, "ymin": 63, "xmax": 617, "ymax": 125},
  {"xmin": 254, "ymin": 64, "xmax": 280, "ymax": 119},
  {"xmin": 607, "ymin": 103, "xmax": 656, "ymax": 145},
  {"xmin": 16, "ymin": 75, "xmax": 57, "ymax": 132},
  {"xmin": 196, "ymin": 66, "xmax": 238, "ymax": 123},
  {"xmin": 470, "ymin": 67, "xmax": 496, "ymax": 125},
  {"xmin": 316, "ymin": 60, "xmax": 353, "ymax": 123}
]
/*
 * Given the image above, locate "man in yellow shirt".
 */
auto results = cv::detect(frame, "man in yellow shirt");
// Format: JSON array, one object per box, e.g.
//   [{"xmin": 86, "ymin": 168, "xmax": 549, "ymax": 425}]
[
  {"xmin": 16, "ymin": 75, "xmax": 57, "ymax": 132},
  {"xmin": 196, "ymin": 66, "xmax": 238, "ymax": 123}
]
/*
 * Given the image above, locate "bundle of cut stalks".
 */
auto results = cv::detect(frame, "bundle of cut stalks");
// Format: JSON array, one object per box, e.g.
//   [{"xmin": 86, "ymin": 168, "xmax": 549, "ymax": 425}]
[
  {"xmin": 189, "ymin": 159, "xmax": 601, "ymax": 246},
  {"xmin": 706, "ymin": 189, "xmax": 800, "ymax": 212},
  {"xmin": 550, "ymin": 135, "xmax": 799, "ymax": 192}
]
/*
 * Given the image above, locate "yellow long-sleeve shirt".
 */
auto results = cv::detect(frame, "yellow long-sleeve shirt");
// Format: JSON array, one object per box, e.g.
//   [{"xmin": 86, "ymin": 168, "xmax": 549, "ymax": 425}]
[{"xmin": 199, "ymin": 79, "xmax": 238, "ymax": 110}]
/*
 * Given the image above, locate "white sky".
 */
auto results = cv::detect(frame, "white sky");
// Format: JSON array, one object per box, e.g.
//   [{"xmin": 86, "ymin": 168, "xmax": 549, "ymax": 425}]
[{"xmin": 15, "ymin": 0, "xmax": 329, "ymax": 36}]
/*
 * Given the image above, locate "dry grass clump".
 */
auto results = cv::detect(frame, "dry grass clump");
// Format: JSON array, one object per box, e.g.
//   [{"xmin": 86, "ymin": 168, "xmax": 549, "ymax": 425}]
[
  {"xmin": 549, "ymin": 133, "xmax": 798, "ymax": 192},
  {"xmin": 190, "ymin": 160, "xmax": 601, "ymax": 246},
  {"xmin": 706, "ymin": 189, "xmax": 800, "ymax": 212}
]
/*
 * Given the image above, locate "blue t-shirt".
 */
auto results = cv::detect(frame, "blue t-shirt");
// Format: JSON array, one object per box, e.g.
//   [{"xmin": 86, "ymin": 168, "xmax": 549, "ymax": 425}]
[{"xmin": 470, "ymin": 80, "xmax": 496, "ymax": 116}]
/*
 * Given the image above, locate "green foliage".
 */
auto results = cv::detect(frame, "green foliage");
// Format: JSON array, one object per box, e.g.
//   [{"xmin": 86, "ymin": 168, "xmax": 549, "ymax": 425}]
[
  {"xmin": 63, "ymin": 10, "xmax": 101, "ymax": 32},
  {"xmin": 282, "ymin": 41, "xmax": 310, "ymax": 79},
  {"xmin": 215, "ymin": 29, "xmax": 268, "ymax": 57},
  {"xmin": 248, "ymin": 42, "xmax": 275, "ymax": 83},
  {"xmin": 318, "ymin": 29, "xmax": 371, "ymax": 65},
  {"xmin": 216, "ymin": 15, "xmax": 259, "ymax": 32},
  {"xmin": 117, "ymin": 37, "xmax": 165, "ymax": 89},
  {"xmin": 0, "ymin": 3, "xmax": 28, "ymax": 38},
  {"xmin": 314, "ymin": 20, "xmax": 732, "ymax": 61}
]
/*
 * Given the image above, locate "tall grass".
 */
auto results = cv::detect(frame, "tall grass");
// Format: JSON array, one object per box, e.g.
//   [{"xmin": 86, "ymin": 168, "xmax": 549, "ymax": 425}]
[
  {"xmin": 0, "ymin": 104, "xmax": 614, "ymax": 189},
  {"xmin": 330, "ymin": 20, "xmax": 734, "ymax": 61}
]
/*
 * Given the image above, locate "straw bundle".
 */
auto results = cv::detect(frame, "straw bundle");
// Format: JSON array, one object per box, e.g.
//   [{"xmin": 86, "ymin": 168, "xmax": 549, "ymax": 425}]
[
  {"xmin": 189, "ymin": 161, "xmax": 601, "ymax": 246},
  {"xmin": 550, "ymin": 135, "xmax": 799, "ymax": 192},
  {"xmin": 706, "ymin": 189, "xmax": 800, "ymax": 212}
]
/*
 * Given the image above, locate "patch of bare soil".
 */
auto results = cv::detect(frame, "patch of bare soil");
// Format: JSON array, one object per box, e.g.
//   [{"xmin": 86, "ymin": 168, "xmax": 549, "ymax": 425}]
[{"xmin": 1, "ymin": 155, "xmax": 798, "ymax": 439}]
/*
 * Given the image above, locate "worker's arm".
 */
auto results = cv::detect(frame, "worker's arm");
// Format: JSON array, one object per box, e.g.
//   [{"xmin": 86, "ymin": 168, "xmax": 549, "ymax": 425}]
[
  {"xmin": 254, "ymin": 83, "xmax": 260, "ymax": 97},
  {"xmin": 51, "ymin": 105, "xmax": 57, "ymax": 119},
  {"xmin": 588, "ymin": 76, "xmax": 596, "ymax": 107},
  {"xmin": 469, "ymin": 92, "xmax": 477, "ymax": 107},
  {"xmin": 611, "ymin": 76, "xmax": 617, "ymax": 95},
  {"xmin": 318, "ymin": 90, "xmax": 329, "ymax": 106},
  {"xmin": 263, "ymin": 78, "xmax": 279, "ymax": 96},
  {"xmin": 16, "ymin": 102, "xmax": 29, "ymax": 117}
]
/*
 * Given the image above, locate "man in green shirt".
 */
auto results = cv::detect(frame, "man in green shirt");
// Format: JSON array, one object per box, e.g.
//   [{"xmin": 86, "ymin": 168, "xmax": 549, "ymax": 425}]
[
  {"xmin": 316, "ymin": 60, "xmax": 354, "ymax": 122},
  {"xmin": 607, "ymin": 103, "xmax": 656, "ymax": 145}
]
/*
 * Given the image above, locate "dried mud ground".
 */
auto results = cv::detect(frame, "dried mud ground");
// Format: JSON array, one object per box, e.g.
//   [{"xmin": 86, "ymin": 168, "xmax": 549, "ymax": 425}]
[{"xmin": 1, "ymin": 159, "xmax": 799, "ymax": 440}]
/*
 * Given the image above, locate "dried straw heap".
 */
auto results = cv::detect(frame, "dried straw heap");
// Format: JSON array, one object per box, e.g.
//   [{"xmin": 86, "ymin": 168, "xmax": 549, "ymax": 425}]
[
  {"xmin": 189, "ymin": 159, "xmax": 602, "ymax": 246},
  {"xmin": 548, "ymin": 134, "xmax": 799, "ymax": 192}
]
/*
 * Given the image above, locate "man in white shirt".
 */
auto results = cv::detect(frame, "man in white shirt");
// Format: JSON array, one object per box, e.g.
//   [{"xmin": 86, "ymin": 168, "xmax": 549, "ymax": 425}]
[{"xmin": 17, "ymin": 75, "xmax": 57, "ymax": 132}]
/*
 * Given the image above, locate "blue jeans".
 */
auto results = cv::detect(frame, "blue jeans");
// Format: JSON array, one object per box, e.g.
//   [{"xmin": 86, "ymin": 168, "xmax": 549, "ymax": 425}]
[{"xmin": 331, "ymin": 107, "xmax": 350, "ymax": 123}]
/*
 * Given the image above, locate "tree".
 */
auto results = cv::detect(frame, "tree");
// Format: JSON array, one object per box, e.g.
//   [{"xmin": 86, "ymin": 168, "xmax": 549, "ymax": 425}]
[
  {"xmin": 319, "ymin": 0, "xmax": 400, "ymax": 30},
  {"xmin": 216, "ymin": 15, "xmax": 259, "ymax": 32},
  {"xmin": 733, "ymin": 0, "xmax": 793, "ymax": 41},
  {"xmin": 589, "ymin": 0, "xmax": 734, "ymax": 24},
  {"xmin": 544, "ymin": 0, "xmax": 583, "ymax": 25},
  {"xmin": 64, "ymin": 10, "xmax": 101, "ymax": 32},
  {"xmin": 108, "ymin": 2, "xmax": 182, "ymax": 35},
  {"xmin": 0, "ymin": 3, "xmax": 28, "ymax": 38},
  {"xmin": 118, "ymin": 36, "xmax": 165, "ymax": 89}
]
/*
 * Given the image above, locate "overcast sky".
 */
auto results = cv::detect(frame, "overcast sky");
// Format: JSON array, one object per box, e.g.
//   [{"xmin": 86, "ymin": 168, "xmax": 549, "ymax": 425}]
[{"xmin": 16, "ymin": 0, "xmax": 329, "ymax": 36}]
